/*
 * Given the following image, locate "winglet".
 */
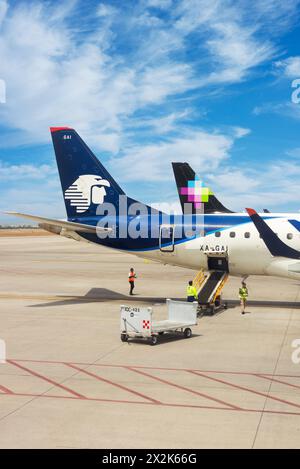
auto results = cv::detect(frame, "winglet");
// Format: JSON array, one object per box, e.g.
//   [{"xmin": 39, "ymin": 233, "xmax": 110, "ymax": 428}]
[
  {"xmin": 246, "ymin": 208, "xmax": 300, "ymax": 259},
  {"xmin": 246, "ymin": 208, "xmax": 256, "ymax": 216}
]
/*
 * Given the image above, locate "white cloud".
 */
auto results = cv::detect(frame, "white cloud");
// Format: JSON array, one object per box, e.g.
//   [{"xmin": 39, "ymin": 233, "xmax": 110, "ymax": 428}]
[
  {"xmin": 252, "ymin": 0, "xmax": 300, "ymax": 31},
  {"xmin": 0, "ymin": 166, "xmax": 64, "ymax": 220},
  {"xmin": 208, "ymin": 169, "xmax": 260, "ymax": 194},
  {"xmin": 0, "ymin": 1, "xmax": 198, "ymax": 152},
  {"xmin": 0, "ymin": 0, "xmax": 290, "ymax": 153},
  {"xmin": 205, "ymin": 22, "xmax": 273, "ymax": 84},
  {"xmin": 232, "ymin": 127, "xmax": 251, "ymax": 138},
  {"xmin": 207, "ymin": 160, "xmax": 300, "ymax": 211},
  {"xmin": 137, "ymin": 63, "xmax": 194, "ymax": 105},
  {"xmin": 110, "ymin": 129, "xmax": 236, "ymax": 182},
  {"xmin": 0, "ymin": 161, "xmax": 56, "ymax": 181},
  {"xmin": 0, "ymin": 0, "xmax": 7, "ymax": 27},
  {"xmin": 1, "ymin": 185, "xmax": 65, "ymax": 219},
  {"xmin": 286, "ymin": 147, "xmax": 300, "ymax": 158},
  {"xmin": 252, "ymin": 101, "xmax": 300, "ymax": 121},
  {"xmin": 275, "ymin": 56, "xmax": 300, "ymax": 78},
  {"xmin": 145, "ymin": 0, "xmax": 173, "ymax": 9},
  {"xmin": 151, "ymin": 200, "xmax": 182, "ymax": 214},
  {"xmin": 129, "ymin": 109, "xmax": 193, "ymax": 134},
  {"xmin": 97, "ymin": 3, "xmax": 117, "ymax": 18},
  {"xmin": 174, "ymin": 0, "xmax": 275, "ymax": 85}
]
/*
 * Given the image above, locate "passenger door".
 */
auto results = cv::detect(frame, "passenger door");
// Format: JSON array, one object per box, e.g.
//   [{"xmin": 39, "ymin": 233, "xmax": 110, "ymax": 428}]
[{"xmin": 159, "ymin": 225, "xmax": 174, "ymax": 252}]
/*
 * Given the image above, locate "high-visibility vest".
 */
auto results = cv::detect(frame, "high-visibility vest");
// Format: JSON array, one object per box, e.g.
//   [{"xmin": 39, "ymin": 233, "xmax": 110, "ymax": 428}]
[
  {"xmin": 187, "ymin": 285, "xmax": 197, "ymax": 298},
  {"xmin": 239, "ymin": 287, "xmax": 248, "ymax": 299},
  {"xmin": 128, "ymin": 272, "xmax": 136, "ymax": 282}
]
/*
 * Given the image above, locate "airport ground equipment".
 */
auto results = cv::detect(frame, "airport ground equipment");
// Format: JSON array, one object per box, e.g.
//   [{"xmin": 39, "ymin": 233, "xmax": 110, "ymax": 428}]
[
  {"xmin": 120, "ymin": 299, "xmax": 198, "ymax": 345},
  {"xmin": 193, "ymin": 269, "xmax": 229, "ymax": 316}
]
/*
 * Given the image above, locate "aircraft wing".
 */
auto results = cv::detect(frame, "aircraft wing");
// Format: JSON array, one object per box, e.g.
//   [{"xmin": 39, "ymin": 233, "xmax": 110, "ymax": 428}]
[
  {"xmin": 4, "ymin": 212, "xmax": 112, "ymax": 234},
  {"xmin": 246, "ymin": 208, "xmax": 300, "ymax": 259}
]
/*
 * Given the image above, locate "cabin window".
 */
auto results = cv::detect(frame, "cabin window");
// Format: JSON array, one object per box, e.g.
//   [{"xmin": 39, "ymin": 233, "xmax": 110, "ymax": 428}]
[
  {"xmin": 287, "ymin": 233, "xmax": 293, "ymax": 240},
  {"xmin": 215, "ymin": 231, "xmax": 221, "ymax": 237},
  {"xmin": 244, "ymin": 232, "xmax": 250, "ymax": 238},
  {"xmin": 229, "ymin": 232, "xmax": 236, "ymax": 238}
]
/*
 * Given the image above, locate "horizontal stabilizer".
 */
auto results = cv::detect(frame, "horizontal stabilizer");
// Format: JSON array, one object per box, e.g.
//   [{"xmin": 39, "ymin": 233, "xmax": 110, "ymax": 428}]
[{"xmin": 4, "ymin": 212, "xmax": 112, "ymax": 234}]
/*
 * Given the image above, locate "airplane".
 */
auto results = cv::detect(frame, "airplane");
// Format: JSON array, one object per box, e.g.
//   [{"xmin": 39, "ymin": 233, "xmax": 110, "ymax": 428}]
[
  {"xmin": 171, "ymin": 161, "xmax": 300, "ymax": 280},
  {"xmin": 5, "ymin": 126, "xmax": 300, "ymax": 291}
]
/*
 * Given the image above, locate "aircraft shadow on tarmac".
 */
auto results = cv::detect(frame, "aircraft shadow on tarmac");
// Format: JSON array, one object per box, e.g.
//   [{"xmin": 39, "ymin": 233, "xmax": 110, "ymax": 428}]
[
  {"xmin": 29, "ymin": 288, "xmax": 182, "ymax": 308},
  {"xmin": 28, "ymin": 290, "xmax": 300, "ymax": 311},
  {"xmin": 225, "ymin": 299, "xmax": 300, "ymax": 309},
  {"xmin": 126, "ymin": 332, "xmax": 203, "ymax": 347}
]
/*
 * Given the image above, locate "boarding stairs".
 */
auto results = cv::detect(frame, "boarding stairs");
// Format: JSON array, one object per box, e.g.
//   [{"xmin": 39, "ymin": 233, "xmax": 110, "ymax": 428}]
[{"xmin": 193, "ymin": 269, "xmax": 229, "ymax": 315}]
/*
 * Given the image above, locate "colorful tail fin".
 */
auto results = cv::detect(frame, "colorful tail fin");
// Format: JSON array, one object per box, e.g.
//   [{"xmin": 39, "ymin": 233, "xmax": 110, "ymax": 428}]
[{"xmin": 172, "ymin": 162, "xmax": 233, "ymax": 214}]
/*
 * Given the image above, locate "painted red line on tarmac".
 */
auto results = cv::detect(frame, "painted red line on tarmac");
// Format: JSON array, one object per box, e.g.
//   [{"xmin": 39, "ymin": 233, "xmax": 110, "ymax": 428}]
[
  {"xmin": 0, "ymin": 391, "xmax": 149, "ymax": 406},
  {"xmin": 262, "ymin": 374, "xmax": 300, "ymax": 379},
  {"xmin": 10, "ymin": 359, "xmax": 300, "ymax": 380},
  {"xmin": 0, "ymin": 384, "xmax": 14, "ymax": 394},
  {"xmin": 255, "ymin": 374, "xmax": 300, "ymax": 390},
  {"xmin": 2, "ymin": 391, "xmax": 300, "ymax": 417},
  {"xmin": 66, "ymin": 363, "xmax": 160, "ymax": 404},
  {"xmin": 127, "ymin": 366, "xmax": 241, "ymax": 410},
  {"xmin": 189, "ymin": 370, "xmax": 300, "ymax": 410},
  {"xmin": 7, "ymin": 359, "xmax": 85, "ymax": 399}
]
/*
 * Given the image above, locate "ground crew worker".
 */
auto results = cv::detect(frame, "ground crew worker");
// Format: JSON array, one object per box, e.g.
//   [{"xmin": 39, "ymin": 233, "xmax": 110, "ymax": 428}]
[
  {"xmin": 239, "ymin": 281, "xmax": 248, "ymax": 314},
  {"xmin": 187, "ymin": 280, "xmax": 198, "ymax": 302},
  {"xmin": 128, "ymin": 267, "xmax": 137, "ymax": 295}
]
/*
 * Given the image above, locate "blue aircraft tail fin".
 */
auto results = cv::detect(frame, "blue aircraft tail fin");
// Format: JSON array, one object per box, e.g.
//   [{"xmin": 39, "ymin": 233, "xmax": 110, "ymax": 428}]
[{"xmin": 50, "ymin": 127, "xmax": 125, "ymax": 219}]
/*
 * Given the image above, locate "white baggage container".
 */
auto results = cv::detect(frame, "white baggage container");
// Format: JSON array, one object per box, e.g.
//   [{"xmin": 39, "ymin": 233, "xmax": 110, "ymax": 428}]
[{"xmin": 120, "ymin": 299, "xmax": 198, "ymax": 345}]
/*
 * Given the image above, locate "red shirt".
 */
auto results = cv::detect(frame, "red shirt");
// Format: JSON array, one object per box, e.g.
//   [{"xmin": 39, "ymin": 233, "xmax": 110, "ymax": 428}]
[{"xmin": 128, "ymin": 271, "xmax": 136, "ymax": 283}]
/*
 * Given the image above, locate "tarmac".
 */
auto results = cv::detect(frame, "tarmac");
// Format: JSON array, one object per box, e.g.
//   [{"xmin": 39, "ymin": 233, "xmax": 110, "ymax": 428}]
[{"xmin": 0, "ymin": 233, "xmax": 300, "ymax": 448}]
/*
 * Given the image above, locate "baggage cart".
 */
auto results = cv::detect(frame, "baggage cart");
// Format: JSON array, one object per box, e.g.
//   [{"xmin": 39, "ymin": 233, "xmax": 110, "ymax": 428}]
[{"xmin": 120, "ymin": 299, "xmax": 198, "ymax": 345}]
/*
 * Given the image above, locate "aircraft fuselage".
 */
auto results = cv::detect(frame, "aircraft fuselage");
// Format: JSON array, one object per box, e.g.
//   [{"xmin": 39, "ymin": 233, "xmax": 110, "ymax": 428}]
[{"xmin": 64, "ymin": 212, "xmax": 300, "ymax": 280}]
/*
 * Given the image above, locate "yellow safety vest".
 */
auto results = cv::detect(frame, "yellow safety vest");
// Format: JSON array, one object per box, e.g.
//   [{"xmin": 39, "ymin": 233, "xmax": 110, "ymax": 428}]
[
  {"xmin": 239, "ymin": 287, "xmax": 248, "ymax": 299},
  {"xmin": 187, "ymin": 285, "xmax": 197, "ymax": 298}
]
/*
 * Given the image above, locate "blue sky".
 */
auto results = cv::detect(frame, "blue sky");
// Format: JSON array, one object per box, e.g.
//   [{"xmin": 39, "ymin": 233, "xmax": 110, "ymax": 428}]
[{"xmin": 1, "ymin": 0, "xmax": 300, "ymax": 223}]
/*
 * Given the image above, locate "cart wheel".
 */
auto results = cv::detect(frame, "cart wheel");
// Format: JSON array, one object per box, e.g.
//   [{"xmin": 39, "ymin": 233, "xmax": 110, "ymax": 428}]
[
  {"xmin": 224, "ymin": 302, "xmax": 228, "ymax": 310},
  {"xmin": 121, "ymin": 333, "xmax": 128, "ymax": 342},
  {"xmin": 209, "ymin": 305, "xmax": 215, "ymax": 316},
  {"xmin": 184, "ymin": 328, "xmax": 192, "ymax": 338},
  {"xmin": 150, "ymin": 335, "xmax": 158, "ymax": 345}
]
